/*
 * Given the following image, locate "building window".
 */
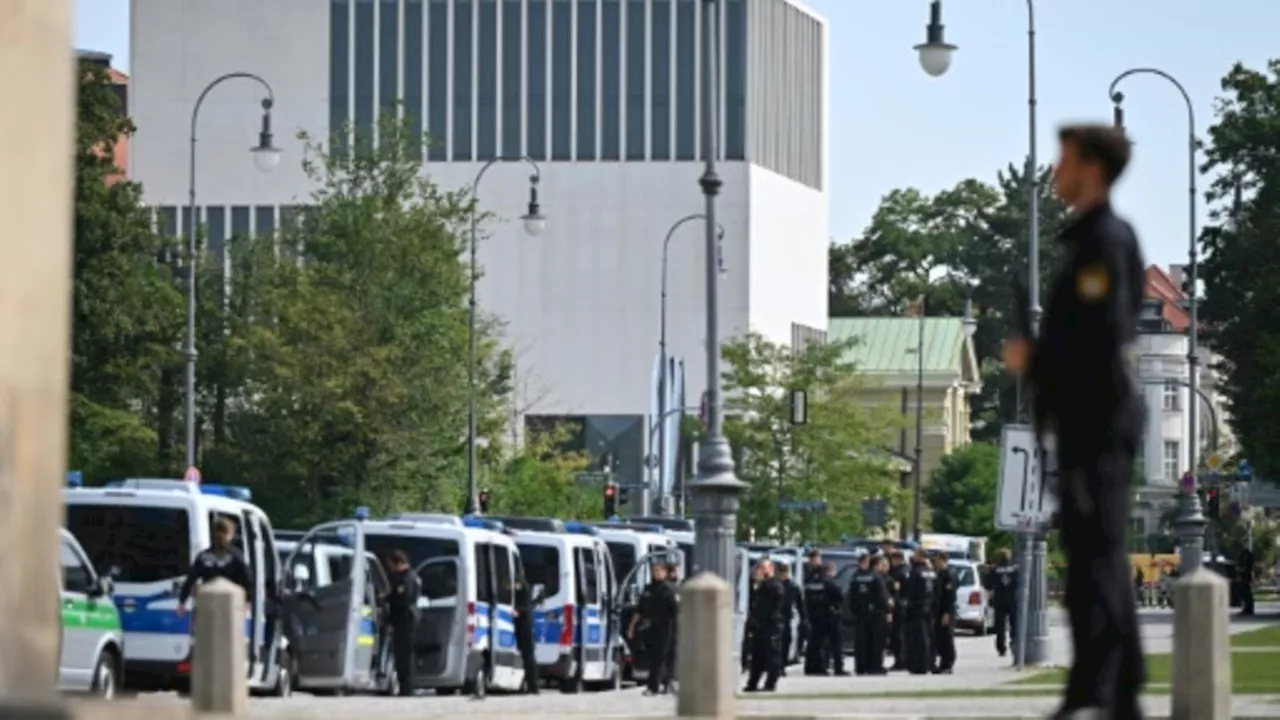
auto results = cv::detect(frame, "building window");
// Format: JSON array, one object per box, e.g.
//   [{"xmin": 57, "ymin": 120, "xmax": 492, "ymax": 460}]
[
  {"xmin": 405, "ymin": 0, "xmax": 425, "ymax": 158},
  {"xmin": 329, "ymin": 0, "xmax": 351, "ymax": 158},
  {"xmin": 378, "ymin": 0, "xmax": 399, "ymax": 127},
  {"xmin": 575, "ymin": 0, "xmax": 597, "ymax": 160},
  {"xmin": 526, "ymin": 0, "xmax": 548, "ymax": 160},
  {"xmin": 428, "ymin": 0, "xmax": 449, "ymax": 160},
  {"xmin": 624, "ymin": 0, "xmax": 645, "ymax": 160},
  {"xmin": 724, "ymin": 0, "xmax": 746, "ymax": 160},
  {"xmin": 254, "ymin": 206, "xmax": 276, "ymax": 239},
  {"xmin": 600, "ymin": 0, "xmax": 621, "ymax": 160},
  {"xmin": 650, "ymin": 0, "xmax": 671, "ymax": 160},
  {"xmin": 550, "ymin": 0, "xmax": 572, "ymax": 160},
  {"xmin": 1162, "ymin": 441, "xmax": 1180, "ymax": 484},
  {"xmin": 453, "ymin": 0, "xmax": 474, "ymax": 160},
  {"xmin": 500, "ymin": 0, "xmax": 522, "ymax": 156},
  {"xmin": 353, "ymin": 0, "xmax": 376, "ymax": 150},
  {"xmin": 476, "ymin": 0, "xmax": 498, "ymax": 159},
  {"xmin": 674, "ymin": 0, "xmax": 695, "ymax": 160},
  {"xmin": 1162, "ymin": 380, "xmax": 1180, "ymax": 411}
]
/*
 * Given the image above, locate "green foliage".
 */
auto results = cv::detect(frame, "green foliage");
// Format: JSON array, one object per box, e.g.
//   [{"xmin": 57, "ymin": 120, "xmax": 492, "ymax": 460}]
[
  {"xmin": 484, "ymin": 426, "xmax": 596, "ymax": 519},
  {"xmin": 720, "ymin": 333, "xmax": 904, "ymax": 543},
  {"xmin": 829, "ymin": 163, "xmax": 1071, "ymax": 442},
  {"xmin": 1198, "ymin": 59, "xmax": 1280, "ymax": 481},
  {"xmin": 923, "ymin": 442, "xmax": 1010, "ymax": 549},
  {"xmin": 71, "ymin": 61, "xmax": 184, "ymax": 480}
]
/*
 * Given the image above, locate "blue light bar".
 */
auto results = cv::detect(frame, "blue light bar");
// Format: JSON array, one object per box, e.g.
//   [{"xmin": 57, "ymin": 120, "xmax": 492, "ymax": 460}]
[
  {"xmin": 66, "ymin": 471, "xmax": 84, "ymax": 489},
  {"xmin": 563, "ymin": 521, "xmax": 599, "ymax": 536},
  {"xmin": 462, "ymin": 516, "xmax": 505, "ymax": 532},
  {"xmin": 200, "ymin": 484, "xmax": 253, "ymax": 501},
  {"xmin": 354, "ymin": 506, "xmax": 370, "ymax": 520},
  {"xmin": 608, "ymin": 514, "xmax": 621, "ymax": 521}
]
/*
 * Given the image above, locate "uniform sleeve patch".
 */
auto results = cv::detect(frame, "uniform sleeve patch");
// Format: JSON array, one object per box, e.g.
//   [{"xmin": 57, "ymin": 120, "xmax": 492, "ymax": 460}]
[{"xmin": 1075, "ymin": 263, "xmax": 1110, "ymax": 302}]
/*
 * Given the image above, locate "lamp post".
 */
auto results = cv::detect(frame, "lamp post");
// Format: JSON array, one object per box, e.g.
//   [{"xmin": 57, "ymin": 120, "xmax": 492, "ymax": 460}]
[
  {"xmin": 1109, "ymin": 68, "xmax": 1202, "ymax": 571},
  {"xmin": 910, "ymin": 296, "xmax": 926, "ymax": 543},
  {"xmin": 465, "ymin": 158, "xmax": 545, "ymax": 515},
  {"xmin": 658, "ymin": 214, "xmax": 724, "ymax": 515},
  {"xmin": 186, "ymin": 73, "xmax": 281, "ymax": 469},
  {"xmin": 691, "ymin": 0, "xmax": 748, "ymax": 584},
  {"xmin": 913, "ymin": 1, "xmax": 957, "ymax": 78}
]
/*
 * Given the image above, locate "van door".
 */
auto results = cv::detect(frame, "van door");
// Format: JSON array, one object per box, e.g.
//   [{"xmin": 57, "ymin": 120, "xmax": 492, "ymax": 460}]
[
  {"xmin": 489, "ymin": 546, "xmax": 521, "ymax": 689},
  {"xmin": 612, "ymin": 549, "xmax": 682, "ymax": 682},
  {"xmin": 255, "ymin": 514, "xmax": 283, "ymax": 687},
  {"xmin": 597, "ymin": 545, "xmax": 619, "ymax": 677},
  {"xmin": 282, "ymin": 521, "xmax": 365, "ymax": 689},
  {"xmin": 412, "ymin": 557, "xmax": 466, "ymax": 686},
  {"xmin": 241, "ymin": 509, "xmax": 267, "ymax": 680}
]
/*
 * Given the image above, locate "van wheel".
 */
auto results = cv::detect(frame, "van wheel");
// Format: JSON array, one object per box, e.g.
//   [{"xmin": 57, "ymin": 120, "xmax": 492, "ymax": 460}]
[
  {"xmin": 273, "ymin": 649, "xmax": 295, "ymax": 698},
  {"xmin": 91, "ymin": 650, "xmax": 117, "ymax": 700},
  {"xmin": 380, "ymin": 665, "xmax": 399, "ymax": 697},
  {"xmin": 560, "ymin": 670, "xmax": 584, "ymax": 694}
]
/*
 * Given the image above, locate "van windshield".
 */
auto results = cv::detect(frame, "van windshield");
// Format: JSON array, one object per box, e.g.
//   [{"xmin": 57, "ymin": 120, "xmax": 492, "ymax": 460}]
[
  {"xmin": 363, "ymin": 533, "xmax": 460, "ymax": 568},
  {"xmin": 606, "ymin": 541, "xmax": 637, "ymax": 584},
  {"xmin": 65, "ymin": 504, "xmax": 192, "ymax": 584},
  {"xmin": 516, "ymin": 544, "xmax": 561, "ymax": 598}
]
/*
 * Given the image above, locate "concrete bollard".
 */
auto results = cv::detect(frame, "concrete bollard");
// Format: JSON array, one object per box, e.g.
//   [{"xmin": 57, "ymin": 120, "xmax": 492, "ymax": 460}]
[
  {"xmin": 1172, "ymin": 567, "xmax": 1231, "ymax": 720},
  {"xmin": 676, "ymin": 572, "xmax": 734, "ymax": 719},
  {"xmin": 191, "ymin": 579, "xmax": 247, "ymax": 716}
]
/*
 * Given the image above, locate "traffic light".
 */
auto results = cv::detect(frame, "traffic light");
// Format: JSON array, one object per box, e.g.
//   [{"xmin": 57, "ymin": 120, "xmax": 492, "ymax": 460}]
[
  {"xmin": 1207, "ymin": 487, "xmax": 1220, "ymax": 518},
  {"xmin": 604, "ymin": 482, "xmax": 618, "ymax": 518},
  {"xmin": 478, "ymin": 488, "xmax": 491, "ymax": 514}
]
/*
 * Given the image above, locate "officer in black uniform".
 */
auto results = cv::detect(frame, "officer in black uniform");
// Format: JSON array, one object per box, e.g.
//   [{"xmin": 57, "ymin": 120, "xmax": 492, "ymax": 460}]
[
  {"xmin": 628, "ymin": 562, "xmax": 678, "ymax": 695},
  {"xmin": 744, "ymin": 559, "xmax": 785, "ymax": 692},
  {"xmin": 931, "ymin": 553, "xmax": 957, "ymax": 674},
  {"xmin": 903, "ymin": 552, "xmax": 935, "ymax": 675},
  {"xmin": 887, "ymin": 550, "xmax": 909, "ymax": 670},
  {"xmin": 1239, "ymin": 547, "xmax": 1256, "ymax": 616},
  {"xmin": 775, "ymin": 563, "xmax": 805, "ymax": 675},
  {"xmin": 664, "ymin": 562, "xmax": 682, "ymax": 687},
  {"xmin": 849, "ymin": 554, "xmax": 874, "ymax": 675},
  {"xmin": 989, "ymin": 549, "xmax": 1019, "ymax": 658},
  {"xmin": 1005, "ymin": 123, "xmax": 1146, "ymax": 718},
  {"xmin": 868, "ymin": 555, "xmax": 893, "ymax": 674},
  {"xmin": 177, "ymin": 516, "xmax": 252, "ymax": 616},
  {"xmin": 801, "ymin": 557, "xmax": 829, "ymax": 674},
  {"xmin": 514, "ymin": 573, "xmax": 541, "ymax": 694},
  {"xmin": 384, "ymin": 550, "xmax": 421, "ymax": 696}
]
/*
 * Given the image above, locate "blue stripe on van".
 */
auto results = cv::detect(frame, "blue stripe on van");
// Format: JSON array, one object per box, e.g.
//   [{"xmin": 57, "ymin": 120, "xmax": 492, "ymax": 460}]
[
  {"xmin": 469, "ymin": 602, "xmax": 518, "ymax": 650},
  {"xmin": 531, "ymin": 604, "xmax": 605, "ymax": 647},
  {"xmin": 115, "ymin": 593, "xmax": 253, "ymax": 638}
]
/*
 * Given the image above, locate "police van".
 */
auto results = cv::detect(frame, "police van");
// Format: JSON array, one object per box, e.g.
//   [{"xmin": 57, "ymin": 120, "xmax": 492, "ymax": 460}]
[
  {"xmin": 63, "ymin": 478, "xmax": 284, "ymax": 694},
  {"xmin": 502, "ymin": 519, "xmax": 622, "ymax": 692},
  {"xmin": 593, "ymin": 524, "xmax": 680, "ymax": 596},
  {"xmin": 287, "ymin": 511, "xmax": 523, "ymax": 696}
]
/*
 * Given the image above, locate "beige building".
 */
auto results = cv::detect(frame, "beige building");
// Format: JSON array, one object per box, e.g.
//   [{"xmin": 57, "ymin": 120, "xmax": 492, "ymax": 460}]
[{"xmin": 828, "ymin": 317, "xmax": 982, "ymax": 481}]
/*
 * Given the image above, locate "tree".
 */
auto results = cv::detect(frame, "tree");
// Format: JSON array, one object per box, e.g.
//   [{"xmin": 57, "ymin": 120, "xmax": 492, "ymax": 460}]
[
  {"xmin": 829, "ymin": 163, "xmax": 1072, "ymax": 442},
  {"xmin": 1198, "ymin": 59, "xmax": 1280, "ymax": 481},
  {"xmin": 483, "ymin": 425, "xmax": 597, "ymax": 519},
  {"xmin": 720, "ymin": 333, "xmax": 904, "ymax": 543},
  {"xmin": 923, "ymin": 442, "xmax": 1010, "ymax": 549},
  {"xmin": 71, "ymin": 61, "xmax": 184, "ymax": 481}
]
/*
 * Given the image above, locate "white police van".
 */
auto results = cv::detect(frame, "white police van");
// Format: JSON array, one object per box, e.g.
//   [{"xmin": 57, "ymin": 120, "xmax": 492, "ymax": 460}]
[
  {"xmin": 63, "ymin": 478, "xmax": 284, "ymax": 694},
  {"xmin": 500, "ymin": 518, "xmax": 622, "ymax": 692},
  {"xmin": 289, "ymin": 511, "xmax": 523, "ymax": 697},
  {"xmin": 593, "ymin": 523, "xmax": 680, "ymax": 596}
]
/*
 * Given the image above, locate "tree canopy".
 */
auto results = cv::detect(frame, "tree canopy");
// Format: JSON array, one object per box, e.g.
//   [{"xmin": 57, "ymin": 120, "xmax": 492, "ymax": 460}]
[
  {"xmin": 1198, "ymin": 59, "xmax": 1280, "ymax": 481},
  {"xmin": 923, "ymin": 442, "xmax": 1010, "ymax": 550}
]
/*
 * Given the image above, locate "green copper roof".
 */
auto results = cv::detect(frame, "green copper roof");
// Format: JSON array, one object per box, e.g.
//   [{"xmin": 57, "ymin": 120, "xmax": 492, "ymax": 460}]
[{"xmin": 828, "ymin": 317, "xmax": 968, "ymax": 375}]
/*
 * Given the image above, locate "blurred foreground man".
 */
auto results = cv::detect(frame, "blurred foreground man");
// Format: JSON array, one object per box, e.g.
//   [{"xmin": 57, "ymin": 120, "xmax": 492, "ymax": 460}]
[{"xmin": 1004, "ymin": 123, "xmax": 1146, "ymax": 719}]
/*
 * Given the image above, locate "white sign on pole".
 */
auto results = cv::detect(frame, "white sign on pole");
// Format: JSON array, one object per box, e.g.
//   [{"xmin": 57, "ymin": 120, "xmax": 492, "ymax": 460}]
[{"xmin": 995, "ymin": 424, "xmax": 1060, "ymax": 530}]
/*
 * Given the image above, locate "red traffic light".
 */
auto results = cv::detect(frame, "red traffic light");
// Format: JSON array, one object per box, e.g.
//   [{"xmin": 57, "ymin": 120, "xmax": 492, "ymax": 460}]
[
  {"xmin": 1207, "ymin": 487, "xmax": 1219, "ymax": 498},
  {"xmin": 604, "ymin": 484, "xmax": 617, "ymax": 497}
]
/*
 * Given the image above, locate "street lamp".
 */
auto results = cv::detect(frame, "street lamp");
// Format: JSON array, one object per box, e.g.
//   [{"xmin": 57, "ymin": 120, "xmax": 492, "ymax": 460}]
[
  {"xmin": 906, "ymin": 296, "xmax": 927, "ymax": 543},
  {"xmin": 466, "ymin": 158, "xmax": 544, "ymax": 515},
  {"xmin": 185, "ymin": 72, "xmax": 278, "ymax": 469},
  {"xmin": 657, "ymin": 214, "xmax": 724, "ymax": 516},
  {"xmin": 914, "ymin": 1, "xmax": 957, "ymax": 78},
  {"xmin": 691, "ymin": 0, "xmax": 749, "ymax": 584},
  {"xmin": 1109, "ymin": 68, "xmax": 1202, "ymax": 572}
]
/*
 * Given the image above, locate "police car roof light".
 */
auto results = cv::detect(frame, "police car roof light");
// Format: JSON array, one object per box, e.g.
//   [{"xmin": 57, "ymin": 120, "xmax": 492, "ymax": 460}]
[
  {"xmin": 386, "ymin": 512, "xmax": 463, "ymax": 526},
  {"xmin": 354, "ymin": 506, "xmax": 371, "ymax": 520},
  {"xmin": 66, "ymin": 472, "xmax": 84, "ymax": 488},
  {"xmin": 108, "ymin": 478, "xmax": 203, "ymax": 494},
  {"xmin": 562, "ymin": 521, "xmax": 600, "ymax": 536},
  {"xmin": 199, "ymin": 484, "xmax": 253, "ymax": 501},
  {"xmin": 462, "ymin": 516, "xmax": 505, "ymax": 532}
]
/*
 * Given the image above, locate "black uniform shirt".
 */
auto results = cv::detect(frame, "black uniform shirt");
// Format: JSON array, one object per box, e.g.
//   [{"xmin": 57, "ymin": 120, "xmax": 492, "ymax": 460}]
[
  {"xmin": 178, "ymin": 547, "xmax": 252, "ymax": 606},
  {"xmin": 934, "ymin": 567, "xmax": 957, "ymax": 618},
  {"xmin": 905, "ymin": 566, "xmax": 936, "ymax": 619},
  {"xmin": 869, "ymin": 572, "xmax": 891, "ymax": 614},
  {"xmin": 992, "ymin": 564, "xmax": 1019, "ymax": 608},
  {"xmin": 638, "ymin": 579, "xmax": 679, "ymax": 630},
  {"xmin": 386, "ymin": 567, "xmax": 422, "ymax": 624},
  {"xmin": 1030, "ymin": 201, "xmax": 1146, "ymax": 436},
  {"xmin": 889, "ymin": 564, "xmax": 908, "ymax": 609},
  {"xmin": 750, "ymin": 577, "xmax": 786, "ymax": 636},
  {"xmin": 850, "ymin": 571, "xmax": 876, "ymax": 616},
  {"xmin": 780, "ymin": 578, "xmax": 805, "ymax": 624}
]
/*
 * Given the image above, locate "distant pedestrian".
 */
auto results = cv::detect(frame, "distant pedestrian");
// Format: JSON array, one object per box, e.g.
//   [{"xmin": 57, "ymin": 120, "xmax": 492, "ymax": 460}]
[{"xmin": 990, "ymin": 549, "xmax": 1018, "ymax": 658}]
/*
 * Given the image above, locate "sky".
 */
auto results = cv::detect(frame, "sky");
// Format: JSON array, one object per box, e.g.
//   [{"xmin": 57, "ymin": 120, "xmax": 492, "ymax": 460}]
[{"xmin": 75, "ymin": 0, "xmax": 1280, "ymax": 268}]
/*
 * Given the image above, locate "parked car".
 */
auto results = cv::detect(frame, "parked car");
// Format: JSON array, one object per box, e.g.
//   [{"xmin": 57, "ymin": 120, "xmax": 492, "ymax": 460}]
[
  {"xmin": 949, "ymin": 560, "xmax": 994, "ymax": 635},
  {"xmin": 58, "ymin": 528, "xmax": 125, "ymax": 698}
]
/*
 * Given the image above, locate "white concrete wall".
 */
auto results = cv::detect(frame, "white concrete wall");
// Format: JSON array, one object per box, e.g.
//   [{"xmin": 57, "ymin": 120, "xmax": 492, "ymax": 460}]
[{"xmin": 745, "ymin": 164, "xmax": 827, "ymax": 343}]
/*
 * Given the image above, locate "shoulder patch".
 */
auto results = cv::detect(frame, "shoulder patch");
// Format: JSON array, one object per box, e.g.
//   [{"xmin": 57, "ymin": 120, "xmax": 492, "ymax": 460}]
[{"xmin": 1076, "ymin": 263, "xmax": 1110, "ymax": 302}]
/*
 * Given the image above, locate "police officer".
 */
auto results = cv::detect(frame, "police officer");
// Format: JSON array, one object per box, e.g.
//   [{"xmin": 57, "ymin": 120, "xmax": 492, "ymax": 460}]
[
  {"xmin": 664, "ymin": 562, "xmax": 682, "ymax": 688},
  {"xmin": 628, "ymin": 562, "xmax": 678, "ymax": 695},
  {"xmin": 744, "ymin": 559, "xmax": 785, "ymax": 692},
  {"xmin": 1004, "ymin": 123, "xmax": 1146, "ymax": 718},
  {"xmin": 887, "ymin": 550, "xmax": 909, "ymax": 670},
  {"xmin": 804, "ymin": 562, "xmax": 845, "ymax": 675},
  {"xmin": 384, "ymin": 550, "xmax": 420, "ymax": 696},
  {"xmin": 1239, "ymin": 546, "xmax": 1256, "ymax": 616},
  {"xmin": 801, "ymin": 555, "xmax": 828, "ymax": 674},
  {"xmin": 514, "ymin": 573, "xmax": 541, "ymax": 694},
  {"xmin": 775, "ymin": 563, "xmax": 805, "ymax": 675},
  {"xmin": 849, "ymin": 554, "xmax": 875, "ymax": 675},
  {"xmin": 990, "ymin": 549, "xmax": 1019, "ymax": 658},
  {"xmin": 868, "ymin": 555, "xmax": 893, "ymax": 674},
  {"xmin": 176, "ymin": 517, "xmax": 252, "ymax": 617},
  {"xmin": 903, "ymin": 552, "xmax": 935, "ymax": 675},
  {"xmin": 931, "ymin": 553, "xmax": 957, "ymax": 674},
  {"xmin": 743, "ymin": 563, "xmax": 765, "ymax": 673}
]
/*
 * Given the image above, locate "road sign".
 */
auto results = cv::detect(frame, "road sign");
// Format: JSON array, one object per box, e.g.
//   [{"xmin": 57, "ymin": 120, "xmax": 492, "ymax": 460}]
[
  {"xmin": 1239, "ymin": 460, "xmax": 1254, "ymax": 479},
  {"xmin": 1207, "ymin": 453, "xmax": 1225, "ymax": 471},
  {"xmin": 575, "ymin": 472, "xmax": 611, "ymax": 484},
  {"xmin": 995, "ymin": 424, "xmax": 1060, "ymax": 531},
  {"xmin": 183, "ymin": 466, "xmax": 202, "ymax": 483},
  {"xmin": 778, "ymin": 500, "xmax": 827, "ymax": 513}
]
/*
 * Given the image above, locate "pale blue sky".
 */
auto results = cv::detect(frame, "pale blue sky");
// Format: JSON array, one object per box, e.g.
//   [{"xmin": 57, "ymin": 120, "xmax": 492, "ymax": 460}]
[{"xmin": 75, "ymin": 0, "xmax": 1279, "ymax": 267}]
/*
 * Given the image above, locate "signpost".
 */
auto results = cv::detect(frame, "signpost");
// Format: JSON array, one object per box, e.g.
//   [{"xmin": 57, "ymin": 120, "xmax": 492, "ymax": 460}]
[
  {"xmin": 574, "ymin": 471, "xmax": 612, "ymax": 484},
  {"xmin": 778, "ymin": 500, "xmax": 827, "ymax": 541},
  {"xmin": 184, "ymin": 465, "xmax": 202, "ymax": 484},
  {"xmin": 996, "ymin": 424, "xmax": 1056, "ymax": 670}
]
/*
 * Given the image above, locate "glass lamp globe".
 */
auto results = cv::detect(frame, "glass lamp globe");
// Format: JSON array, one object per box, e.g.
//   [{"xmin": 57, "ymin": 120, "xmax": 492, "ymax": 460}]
[
  {"xmin": 522, "ymin": 212, "xmax": 546, "ymax": 237},
  {"xmin": 252, "ymin": 143, "xmax": 282, "ymax": 173},
  {"xmin": 915, "ymin": 42, "xmax": 956, "ymax": 78}
]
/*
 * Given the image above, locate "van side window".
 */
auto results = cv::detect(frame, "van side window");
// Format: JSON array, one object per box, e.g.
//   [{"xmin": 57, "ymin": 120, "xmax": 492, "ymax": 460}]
[
  {"xmin": 582, "ymin": 546, "xmax": 600, "ymax": 604},
  {"xmin": 517, "ymin": 544, "xmax": 561, "ymax": 598},
  {"xmin": 493, "ymin": 547, "xmax": 514, "ymax": 606},
  {"xmin": 420, "ymin": 561, "xmax": 459, "ymax": 601},
  {"xmin": 60, "ymin": 540, "xmax": 92, "ymax": 594},
  {"xmin": 475, "ymin": 543, "xmax": 495, "ymax": 605}
]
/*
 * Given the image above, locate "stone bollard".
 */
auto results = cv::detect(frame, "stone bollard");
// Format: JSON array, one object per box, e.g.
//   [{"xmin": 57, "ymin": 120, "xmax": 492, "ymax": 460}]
[
  {"xmin": 191, "ymin": 579, "xmax": 247, "ymax": 716},
  {"xmin": 1172, "ymin": 567, "xmax": 1231, "ymax": 720},
  {"xmin": 676, "ymin": 572, "xmax": 734, "ymax": 719}
]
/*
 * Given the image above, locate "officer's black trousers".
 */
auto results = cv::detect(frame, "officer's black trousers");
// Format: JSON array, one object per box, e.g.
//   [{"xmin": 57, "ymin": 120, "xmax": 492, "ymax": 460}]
[
  {"xmin": 802, "ymin": 618, "xmax": 827, "ymax": 674},
  {"xmin": 779, "ymin": 625, "xmax": 792, "ymax": 668},
  {"xmin": 889, "ymin": 611, "xmax": 905, "ymax": 667},
  {"xmin": 391, "ymin": 623, "xmax": 415, "ymax": 696},
  {"xmin": 904, "ymin": 616, "xmax": 932, "ymax": 674},
  {"xmin": 852, "ymin": 616, "xmax": 871, "ymax": 674},
  {"xmin": 746, "ymin": 635, "xmax": 780, "ymax": 690},
  {"xmin": 1058, "ymin": 427, "xmax": 1145, "ymax": 717},
  {"xmin": 869, "ymin": 617, "xmax": 887, "ymax": 672},
  {"xmin": 993, "ymin": 604, "xmax": 1016, "ymax": 656},
  {"xmin": 646, "ymin": 625, "xmax": 674, "ymax": 693},
  {"xmin": 825, "ymin": 621, "xmax": 845, "ymax": 673},
  {"xmin": 933, "ymin": 619, "xmax": 955, "ymax": 671},
  {"xmin": 515, "ymin": 620, "xmax": 539, "ymax": 693}
]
